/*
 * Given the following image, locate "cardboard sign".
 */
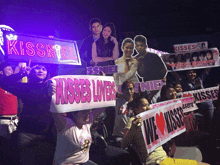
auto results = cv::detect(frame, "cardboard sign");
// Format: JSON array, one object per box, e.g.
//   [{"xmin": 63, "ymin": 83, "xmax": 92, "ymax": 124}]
[
  {"xmin": 162, "ymin": 48, "xmax": 219, "ymax": 71},
  {"xmin": 49, "ymin": 75, "xmax": 116, "ymax": 113},
  {"xmin": 173, "ymin": 41, "xmax": 208, "ymax": 53},
  {"xmin": 117, "ymin": 79, "xmax": 165, "ymax": 94},
  {"xmin": 5, "ymin": 34, "xmax": 81, "ymax": 65},
  {"xmin": 138, "ymin": 101, "xmax": 186, "ymax": 153},
  {"xmin": 87, "ymin": 65, "xmax": 118, "ymax": 75},
  {"xmin": 177, "ymin": 86, "xmax": 219, "ymax": 103},
  {"xmin": 151, "ymin": 97, "xmax": 197, "ymax": 113}
]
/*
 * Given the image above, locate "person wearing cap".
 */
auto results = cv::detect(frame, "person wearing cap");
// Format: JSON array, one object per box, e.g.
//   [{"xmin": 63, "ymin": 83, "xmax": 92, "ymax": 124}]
[
  {"xmin": 79, "ymin": 18, "xmax": 102, "ymax": 67},
  {"xmin": 0, "ymin": 64, "xmax": 56, "ymax": 165}
]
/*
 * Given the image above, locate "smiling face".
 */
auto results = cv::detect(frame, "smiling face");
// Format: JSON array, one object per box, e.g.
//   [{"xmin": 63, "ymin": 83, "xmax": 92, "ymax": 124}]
[
  {"xmin": 135, "ymin": 41, "xmax": 147, "ymax": 54},
  {"xmin": 166, "ymin": 87, "xmax": 177, "ymax": 100},
  {"xmin": 174, "ymin": 84, "xmax": 182, "ymax": 93},
  {"xmin": 135, "ymin": 98, "xmax": 151, "ymax": 115},
  {"xmin": 75, "ymin": 109, "xmax": 92, "ymax": 125},
  {"xmin": 31, "ymin": 65, "xmax": 47, "ymax": 82},
  {"xmin": 102, "ymin": 26, "xmax": 112, "ymax": 40},
  {"xmin": 91, "ymin": 22, "xmax": 102, "ymax": 35},
  {"xmin": 206, "ymin": 52, "xmax": 212, "ymax": 60},
  {"xmin": 199, "ymin": 55, "xmax": 204, "ymax": 61},
  {"xmin": 2, "ymin": 66, "xmax": 13, "ymax": 77},
  {"xmin": 122, "ymin": 42, "xmax": 134, "ymax": 58}
]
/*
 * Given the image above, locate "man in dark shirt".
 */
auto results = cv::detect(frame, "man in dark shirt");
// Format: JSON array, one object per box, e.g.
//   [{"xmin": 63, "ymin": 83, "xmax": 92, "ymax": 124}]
[
  {"xmin": 80, "ymin": 18, "xmax": 102, "ymax": 67},
  {"xmin": 134, "ymin": 35, "xmax": 167, "ymax": 82}
]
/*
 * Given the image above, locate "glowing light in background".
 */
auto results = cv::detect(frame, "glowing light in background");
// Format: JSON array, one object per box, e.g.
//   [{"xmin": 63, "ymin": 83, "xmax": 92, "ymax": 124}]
[{"xmin": 6, "ymin": 34, "xmax": 18, "ymax": 40}]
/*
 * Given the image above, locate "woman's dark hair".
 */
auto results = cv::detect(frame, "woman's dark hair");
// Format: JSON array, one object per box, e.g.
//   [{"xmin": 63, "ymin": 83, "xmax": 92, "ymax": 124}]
[
  {"xmin": 191, "ymin": 52, "xmax": 199, "ymax": 61},
  {"xmin": 199, "ymin": 51, "xmax": 206, "ymax": 58},
  {"xmin": 160, "ymin": 84, "xmax": 175, "ymax": 101},
  {"xmin": 102, "ymin": 22, "xmax": 116, "ymax": 38},
  {"xmin": 127, "ymin": 96, "xmax": 147, "ymax": 116},
  {"xmin": 169, "ymin": 55, "xmax": 177, "ymax": 63},
  {"xmin": 28, "ymin": 65, "xmax": 49, "ymax": 83},
  {"xmin": 206, "ymin": 50, "xmax": 213, "ymax": 60},
  {"xmin": 172, "ymin": 81, "xmax": 181, "ymax": 87},
  {"xmin": 121, "ymin": 80, "xmax": 134, "ymax": 92},
  {"xmin": 184, "ymin": 53, "xmax": 191, "ymax": 62},
  {"xmin": 176, "ymin": 54, "xmax": 184, "ymax": 62},
  {"xmin": 121, "ymin": 38, "xmax": 134, "ymax": 48},
  {"xmin": 201, "ymin": 43, "xmax": 206, "ymax": 49}
]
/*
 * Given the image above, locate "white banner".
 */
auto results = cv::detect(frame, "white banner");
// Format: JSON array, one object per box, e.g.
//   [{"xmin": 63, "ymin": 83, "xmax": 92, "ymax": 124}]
[
  {"xmin": 151, "ymin": 97, "xmax": 197, "ymax": 113},
  {"xmin": 177, "ymin": 86, "xmax": 219, "ymax": 103},
  {"xmin": 173, "ymin": 41, "xmax": 208, "ymax": 53},
  {"xmin": 138, "ymin": 101, "xmax": 186, "ymax": 153},
  {"xmin": 49, "ymin": 75, "xmax": 116, "ymax": 113}
]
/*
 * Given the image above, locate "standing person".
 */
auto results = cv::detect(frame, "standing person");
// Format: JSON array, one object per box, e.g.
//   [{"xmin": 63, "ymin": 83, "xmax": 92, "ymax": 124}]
[
  {"xmin": 92, "ymin": 22, "xmax": 119, "ymax": 67},
  {"xmin": 112, "ymin": 80, "xmax": 135, "ymax": 147},
  {"xmin": 52, "ymin": 108, "xmax": 107, "ymax": 165},
  {"xmin": 0, "ymin": 62, "xmax": 18, "ymax": 139},
  {"xmin": 134, "ymin": 35, "xmax": 167, "ymax": 82},
  {"xmin": 0, "ymin": 64, "xmax": 56, "ymax": 165},
  {"xmin": 114, "ymin": 38, "xmax": 139, "ymax": 88},
  {"xmin": 80, "ymin": 18, "xmax": 102, "ymax": 67}
]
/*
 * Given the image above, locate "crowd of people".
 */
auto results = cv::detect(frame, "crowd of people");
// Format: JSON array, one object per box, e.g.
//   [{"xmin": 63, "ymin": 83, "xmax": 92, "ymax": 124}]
[{"xmin": 0, "ymin": 17, "xmax": 220, "ymax": 165}]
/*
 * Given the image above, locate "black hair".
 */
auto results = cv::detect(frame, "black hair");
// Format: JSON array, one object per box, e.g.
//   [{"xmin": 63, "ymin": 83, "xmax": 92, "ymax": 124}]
[
  {"xmin": 185, "ymin": 70, "xmax": 202, "ymax": 89},
  {"xmin": 89, "ymin": 18, "xmax": 101, "ymax": 27},
  {"xmin": 28, "ymin": 65, "xmax": 49, "ymax": 83},
  {"xmin": 121, "ymin": 80, "xmax": 134, "ymax": 92},
  {"xmin": 199, "ymin": 51, "xmax": 206, "ymax": 57},
  {"xmin": 191, "ymin": 52, "xmax": 199, "ymax": 61},
  {"xmin": 121, "ymin": 38, "xmax": 134, "ymax": 48},
  {"xmin": 169, "ymin": 55, "xmax": 177, "ymax": 63},
  {"xmin": 206, "ymin": 50, "xmax": 213, "ymax": 60},
  {"xmin": 0, "ymin": 62, "xmax": 10, "ymax": 71},
  {"xmin": 127, "ymin": 96, "xmax": 147, "ymax": 116},
  {"xmin": 160, "ymin": 84, "xmax": 175, "ymax": 101},
  {"xmin": 134, "ymin": 35, "xmax": 147, "ymax": 45},
  {"xmin": 184, "ymin": 53, "xmax": 191, "ymax": 62},
  {"xmin": 201, "ymin": 43, "xmax": 206, "ymax": 49},
  {"xmin": 102, "ymin": 22, "xmax": 116, "ymax": 38},
  {"xmin": 176, "ymin": 54, "xmax": 184, "ymax": 62}
]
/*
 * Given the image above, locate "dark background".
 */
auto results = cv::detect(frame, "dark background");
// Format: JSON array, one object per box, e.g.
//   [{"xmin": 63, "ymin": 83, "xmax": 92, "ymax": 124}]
[{"xmin": 1, "ymin": 0, "xmax": 220, "ymax": 53}]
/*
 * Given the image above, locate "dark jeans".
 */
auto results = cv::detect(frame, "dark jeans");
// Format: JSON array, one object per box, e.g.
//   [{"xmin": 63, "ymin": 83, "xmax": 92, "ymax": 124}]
[{"xmin": 16, "ymin": 131, "xmax": 56, "ymax": 165}]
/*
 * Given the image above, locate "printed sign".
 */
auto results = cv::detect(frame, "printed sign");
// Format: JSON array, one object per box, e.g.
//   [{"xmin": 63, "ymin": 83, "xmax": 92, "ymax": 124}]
[
  {"xmin": 138, "ymin": 101, "xmax": 186, "ymax": 153},
  {"xmin": 151, "ymin": 97, "xmax": 197, "ymax": 113},
  {"xmin": 87, "ymin": 65, "xmax": 118, "ymax": 75},
  {"xmin": 49, "ymin": 75, "xmax": 116, "ymax": 113},
  {"xmin": 177, "ymin": 86, "xmax": 219, "ymax": 103},
  {"xmin": 5, "ymin": 34, "xmax": 81, "ymax": 65},
  {"xmin": 173, "ymin": 41, "xmax": 208, "ymax": 53},
  {"xmin": 117, "ymin": 79, "xmax": 165, "ymax": 94},
  {"xmin": 162, "ymin": 48, "xmax": 219, "ymax": 71}
]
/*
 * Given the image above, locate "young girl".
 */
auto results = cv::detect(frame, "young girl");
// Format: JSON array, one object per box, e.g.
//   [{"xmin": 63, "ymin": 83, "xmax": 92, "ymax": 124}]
[{"xmin": 121, "ymin": 96, "xmax": 209, "ymax": 165}]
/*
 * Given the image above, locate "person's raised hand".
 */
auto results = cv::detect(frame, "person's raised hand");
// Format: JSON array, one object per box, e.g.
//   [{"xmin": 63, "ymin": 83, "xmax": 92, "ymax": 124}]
[
  {"xmin": 132, "ymin": 116, "xmax": 143, "ymax": 127},
  {"xmin": 110, "ymin": 36, "xmax": 118, "ymax": 44}
]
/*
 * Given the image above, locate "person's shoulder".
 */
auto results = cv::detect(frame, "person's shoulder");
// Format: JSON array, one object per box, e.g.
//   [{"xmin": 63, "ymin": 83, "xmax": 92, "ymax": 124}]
[{"xmin": 82, "ymin": 35, "xmax": 93, "ymax": 42}]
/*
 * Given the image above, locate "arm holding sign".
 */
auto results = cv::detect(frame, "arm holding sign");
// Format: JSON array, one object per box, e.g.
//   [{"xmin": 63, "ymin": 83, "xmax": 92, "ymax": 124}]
[{"xmin": 121, "ymin": 116, "xmax": 142, "ymax": 148}]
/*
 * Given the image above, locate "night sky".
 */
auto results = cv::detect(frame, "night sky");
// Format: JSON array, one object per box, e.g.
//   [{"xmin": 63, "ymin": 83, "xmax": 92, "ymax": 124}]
[{"xmin": 1, "ymin": 0, "xmax": 220, "ymax": 52}]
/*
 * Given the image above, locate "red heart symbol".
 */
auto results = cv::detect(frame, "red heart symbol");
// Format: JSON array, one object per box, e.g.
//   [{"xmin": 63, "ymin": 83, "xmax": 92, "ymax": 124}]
[
  {"xmin": 183, "ymin": 93, "xmax": 193, "ymax": 98},
  {"xmin": 156, "ymin": 112, "xmax": 165, "ymax": 135}
]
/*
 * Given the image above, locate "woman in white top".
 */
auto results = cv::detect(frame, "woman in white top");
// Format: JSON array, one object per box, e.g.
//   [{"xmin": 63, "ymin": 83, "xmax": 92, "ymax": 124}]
[
  {"xmin": 114, "ymin": 38, "xmax": 139, "ymax": 89},
  {"xmin": 52, "ymin": 108, "xmax": 105, "ymax": 165}
]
